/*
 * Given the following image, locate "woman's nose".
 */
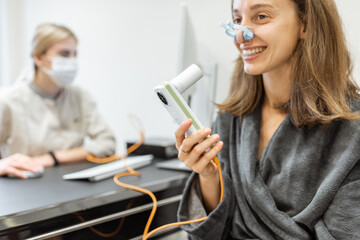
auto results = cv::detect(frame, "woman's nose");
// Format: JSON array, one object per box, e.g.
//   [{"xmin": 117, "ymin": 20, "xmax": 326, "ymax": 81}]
[{"xmin": 236, "ymin": 27, "xmax": 254, "ymax": 44}]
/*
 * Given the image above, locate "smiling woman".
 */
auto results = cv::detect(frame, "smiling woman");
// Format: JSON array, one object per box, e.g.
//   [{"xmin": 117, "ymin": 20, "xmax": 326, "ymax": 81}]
[
  {"xmin": 222, "ymin": 0, "xmax": 359, "ymax": 127},
  {"xmin": 174, "ymin": 0, "xmax": 360, "ymax": 239}
]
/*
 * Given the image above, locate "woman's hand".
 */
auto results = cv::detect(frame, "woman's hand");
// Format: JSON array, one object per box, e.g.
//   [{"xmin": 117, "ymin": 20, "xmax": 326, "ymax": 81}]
[
  {"xmin": 175, "ymin": 119, "xmax": 223, "ymax": 179},
  {"xmin": 175, "ymin": 119, "xmax": 224, "ymax": 212},
  {"xmin": 0, "ymin": 153, "xmax": 44, "ymax": 179}
]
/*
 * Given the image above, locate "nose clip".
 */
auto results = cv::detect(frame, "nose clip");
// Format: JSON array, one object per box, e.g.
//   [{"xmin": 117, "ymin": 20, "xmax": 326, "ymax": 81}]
[{"xmin": 219, "ymin": 20, "xmax": 254, "ymax": 42}]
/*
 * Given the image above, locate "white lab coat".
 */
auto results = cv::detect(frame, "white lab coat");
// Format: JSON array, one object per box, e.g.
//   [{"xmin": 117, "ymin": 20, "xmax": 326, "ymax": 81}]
[{"xmin": 0, "ymin": 82, "xmax": 115, "ymax": 157}]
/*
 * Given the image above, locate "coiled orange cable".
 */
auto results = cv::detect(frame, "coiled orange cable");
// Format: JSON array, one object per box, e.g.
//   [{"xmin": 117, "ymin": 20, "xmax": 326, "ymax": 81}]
[{"xmin": 86, "ymin": 115, "xmax": 224, "ymax": 239}]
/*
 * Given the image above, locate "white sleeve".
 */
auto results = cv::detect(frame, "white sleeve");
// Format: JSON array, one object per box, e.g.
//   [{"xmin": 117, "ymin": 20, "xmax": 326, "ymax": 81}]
[
  {"xmin": 0, "ymin": 97, "xmax": 11, "ymax": 148},
  {"xmin": 81, "ymin": 90, "xmax": 116, "ymax": 156}
]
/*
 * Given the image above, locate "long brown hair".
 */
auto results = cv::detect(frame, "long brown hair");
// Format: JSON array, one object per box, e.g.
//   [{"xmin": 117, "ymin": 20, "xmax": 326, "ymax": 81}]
[{"xmin": 218, "ymin": 0, "xmax": 360, "ymax": 127}]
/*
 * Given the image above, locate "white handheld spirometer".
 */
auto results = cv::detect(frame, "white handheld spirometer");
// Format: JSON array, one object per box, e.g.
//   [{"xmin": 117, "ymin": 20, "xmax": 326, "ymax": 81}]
[{"xmin": 154, "ymin": 64, "xmax": 204, "ymax": 135}]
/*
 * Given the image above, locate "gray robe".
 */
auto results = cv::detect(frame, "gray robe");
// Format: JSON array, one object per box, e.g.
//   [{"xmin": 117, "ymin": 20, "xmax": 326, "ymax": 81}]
[{"xmin": 178, "ymin": 103, "xmax": 360, "ymax": 240}]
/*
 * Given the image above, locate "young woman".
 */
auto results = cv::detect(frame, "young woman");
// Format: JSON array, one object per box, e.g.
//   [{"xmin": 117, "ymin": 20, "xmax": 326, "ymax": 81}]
[
  {"xmin": 175, "ymin": 0, "xmax": 360, "ymax": 239},
  {"xmin": 0, "ymin": 24, "xmax": 115, "ymax": 179}
]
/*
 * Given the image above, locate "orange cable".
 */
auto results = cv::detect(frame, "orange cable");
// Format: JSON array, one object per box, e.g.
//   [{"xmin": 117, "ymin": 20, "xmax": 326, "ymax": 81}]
[
  {"xmin": 86, "ymin": 132, "xmax": 145, "ymax": 164},
  {"xmin": 86, "ymin": 114, "xmax": 144, "ymax": 163},
  {"xmin": 86, "ymin": 114, "xmax": 225, "ymax": 240},
  {"xmin": 96, "ymin": 152, "xmax": 224, "ymax": 240},
  {"xmin": 113, "ymin": 172, "xmax": 158, "ymax": 239},
  {"xmin": 142, "ymin": 156, "xmax": 223, "ymax": 239},
  {"xmin": 83, "ymin": 114, "xmax": 144, "ymax": 237},
  {"xmin": 75, "ymin": 199, "xmax": 134, "ymax": 238}
]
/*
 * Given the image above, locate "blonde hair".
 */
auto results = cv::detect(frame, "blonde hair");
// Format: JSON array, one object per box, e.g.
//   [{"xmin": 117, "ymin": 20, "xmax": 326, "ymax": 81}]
[
  {"xmin": 218, "ymin": 0, "xmax": 360, "ymax": 127},
  {"xmin": 31, "ymin": 23, "xmax": 77, "ymax": 58}
]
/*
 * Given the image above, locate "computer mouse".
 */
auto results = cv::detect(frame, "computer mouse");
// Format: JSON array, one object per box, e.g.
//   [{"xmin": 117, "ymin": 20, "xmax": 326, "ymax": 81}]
[{"xmin": 7, "ymin": 170, "xmax": 44, "ymax": 179}]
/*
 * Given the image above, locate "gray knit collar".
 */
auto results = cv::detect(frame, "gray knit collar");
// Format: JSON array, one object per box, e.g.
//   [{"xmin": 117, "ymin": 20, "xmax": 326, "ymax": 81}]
[{"xmin": 29, "ymin": 81, "xmax": 61, "ymax": 99}]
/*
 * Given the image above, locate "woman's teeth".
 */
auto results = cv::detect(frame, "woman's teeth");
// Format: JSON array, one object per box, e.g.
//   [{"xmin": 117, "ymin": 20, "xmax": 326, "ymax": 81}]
[{"xmin": 242, "ymin": 47, "xmax": 266, "ymax": 56}]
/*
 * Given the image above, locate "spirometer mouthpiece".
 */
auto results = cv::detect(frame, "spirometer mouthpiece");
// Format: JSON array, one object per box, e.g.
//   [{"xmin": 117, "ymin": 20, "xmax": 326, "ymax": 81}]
[
  {"xmin": 219, "ymin": 20, "xmax": 254, "ymax": 42},
  {"xmin": 171, "ymin": 64, "xmax": 203, "ymax": 94}
]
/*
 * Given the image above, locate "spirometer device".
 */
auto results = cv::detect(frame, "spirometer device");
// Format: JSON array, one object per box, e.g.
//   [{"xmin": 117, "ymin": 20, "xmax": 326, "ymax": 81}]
[{"xmin": 154, "ymin": 64, "xmax": 205, "ymax": 135}]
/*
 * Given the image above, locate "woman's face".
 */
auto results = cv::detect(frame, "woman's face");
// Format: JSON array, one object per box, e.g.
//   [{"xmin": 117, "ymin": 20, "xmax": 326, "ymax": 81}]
[
  {"xmin": 36, "ymin": 37, "xmax": 77, "ymax": 70},
  {"xmin": 233, "ymin": 0, "xmax": 304, "ymax": 76}
]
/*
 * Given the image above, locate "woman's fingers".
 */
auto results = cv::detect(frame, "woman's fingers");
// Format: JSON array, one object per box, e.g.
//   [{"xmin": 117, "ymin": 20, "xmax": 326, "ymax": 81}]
[
  {"xmin": 12, "ymin": 162, "xmax": 43, "ymax": 173},
  {"xmin": 5, "ymin": 166, "xmax": 27, "ymax": 179},
  {"xmin": 0, "ymin": 153, "xmax": 44, "ymax": 179},
  {"xmin": 175, "ymin": 119, "xmax": 193, "ymax": 150},
  {"xmin": 7, "ymin": 154, "xmax": 44, "ymax": 173},
  {"xmin": 192, "ymin": 141, "xmax": 223, "ymax": 175},
  {"xmin": 180, "ymin": 128, "xmax": 212, "ymax": 154},
  {"xmin": 181, "ymin": 135, "xmax": 223, "ymax": 177},
  {"xmin": 174, "ymin": 120, "xmax": 223, "ymax": 176},
  {"xmin": 184, "ymin": 133, "xmax": 219, "ymax": 166},
  {"xmin": 10, "ymin": 156, "xmax": 43, "ymax": 172}
]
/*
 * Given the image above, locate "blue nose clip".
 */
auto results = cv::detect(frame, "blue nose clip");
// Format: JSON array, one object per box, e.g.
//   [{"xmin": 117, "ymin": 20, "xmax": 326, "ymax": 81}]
[{"xmin": 219, "ymin": 20, "xmax": 254, "ymax": 42}]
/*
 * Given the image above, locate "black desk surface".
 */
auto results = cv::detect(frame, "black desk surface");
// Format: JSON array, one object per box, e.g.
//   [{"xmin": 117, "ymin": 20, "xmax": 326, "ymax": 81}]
[{"xmin": 0, "ymin": 159, "xmax": 190, "ymax": 232}]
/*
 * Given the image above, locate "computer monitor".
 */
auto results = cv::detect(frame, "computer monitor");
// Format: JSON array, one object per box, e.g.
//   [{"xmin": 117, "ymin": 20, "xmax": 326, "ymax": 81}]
[{"xmin": 176, "ymin": 3, "xmax": 218, "ymax": 128}]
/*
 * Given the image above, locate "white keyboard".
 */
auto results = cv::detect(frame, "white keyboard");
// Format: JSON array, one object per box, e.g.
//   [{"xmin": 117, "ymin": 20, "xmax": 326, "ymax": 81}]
[
  {"xmin": 63, "ymin": 154, "xmax": 153, "ymax": 182},
  {"xmin": 156, "ymin": 158, "xmax": 191, "ymax": 172}
]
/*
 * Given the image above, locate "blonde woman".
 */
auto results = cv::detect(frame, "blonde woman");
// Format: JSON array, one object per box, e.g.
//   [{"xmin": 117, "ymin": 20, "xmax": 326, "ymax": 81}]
[
  {"xmin": 175, "ymin": 0, "xmax": 360, "ymax": 239},
  {"xmin": 0, "ymin": 24, "xmax": 115, "ymax": 179}
]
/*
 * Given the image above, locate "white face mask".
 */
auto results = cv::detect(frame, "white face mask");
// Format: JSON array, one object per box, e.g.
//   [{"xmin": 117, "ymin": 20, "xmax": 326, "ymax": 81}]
[{"xmin": 41, "ymin": 57, "xmax": 78, "ymax": 87}]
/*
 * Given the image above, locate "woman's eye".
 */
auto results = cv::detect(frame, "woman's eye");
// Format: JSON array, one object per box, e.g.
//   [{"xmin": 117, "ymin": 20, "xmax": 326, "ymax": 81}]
[
  {"xmin": 257, "ymin": 14, "xmax": 267, "ymax": 20},
  {"xmin": 233, "ymin": 18, "xmax": 242, "ymax": 24},
  {"xmin": 59, "ymin": 50, "xmax": 71, "ymax": 57}
]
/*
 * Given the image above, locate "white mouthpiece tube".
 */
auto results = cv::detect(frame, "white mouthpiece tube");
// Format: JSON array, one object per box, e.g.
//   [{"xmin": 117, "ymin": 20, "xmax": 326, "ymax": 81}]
[{"xmin": 171, "ymin": 64, "xmax": 203, "ymax": 93}]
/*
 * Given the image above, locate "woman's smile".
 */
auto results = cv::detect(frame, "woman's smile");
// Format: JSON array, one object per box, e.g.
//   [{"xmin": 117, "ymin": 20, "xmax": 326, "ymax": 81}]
[{"xmin": 241, "ymin": 46, "xmax": 267, "ymax": 60}]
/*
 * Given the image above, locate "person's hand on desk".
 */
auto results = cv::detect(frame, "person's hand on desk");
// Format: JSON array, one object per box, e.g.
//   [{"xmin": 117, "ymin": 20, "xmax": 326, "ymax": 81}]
[
  {"xmin": 0, "ymin": 153, "xmax": 44, "ymax": 179},
  {"xmin": 0, "ymin": 148, "xmax": 91, "ymax": 179}
]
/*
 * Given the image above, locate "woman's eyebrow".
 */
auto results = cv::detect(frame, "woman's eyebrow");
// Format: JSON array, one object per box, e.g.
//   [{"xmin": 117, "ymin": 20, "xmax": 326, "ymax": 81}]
[
  {"xmin": 250, "ymin": 3, "xmax": 275, "ymax": 10},
  {"xmin": 233, "ymin": 3, "xmax": 275, "ymax": 14}
]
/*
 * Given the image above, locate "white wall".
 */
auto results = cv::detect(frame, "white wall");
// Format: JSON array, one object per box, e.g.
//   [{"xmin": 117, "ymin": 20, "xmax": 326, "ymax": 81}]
[
  {"xmin": 4, "ymin": 0, "xmax": 235, "ymax": 152},
  {"xmin": 0, "ymin": 0, "xmax": 359, "ymax": 153},
  {"xmin": 335, "ymin": 0, "xmax": 360, "ymax": 83},
  {"xmin": 0, "ymin": 0, "xmax": 26, "ymax": 86}
]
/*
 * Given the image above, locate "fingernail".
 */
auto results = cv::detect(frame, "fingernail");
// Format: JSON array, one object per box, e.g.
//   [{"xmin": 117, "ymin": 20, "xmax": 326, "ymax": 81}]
[
  {"xmin": 204, "ymin": 128, "xmax": 211, "ymax": 134},
  {"xmin": 212, "ymin": 134, "xmax": 220, "ymax": 140},
  {"xmin": 183, "ymin": 119, "xmax": 192, "ymax": 125}
]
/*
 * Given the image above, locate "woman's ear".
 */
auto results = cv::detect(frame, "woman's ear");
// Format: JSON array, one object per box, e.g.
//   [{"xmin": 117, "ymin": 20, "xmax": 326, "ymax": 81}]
[
  {"xmin": 299, "ymin": 21, "xmax": 306, "ymax": 39},
  {"xmin": 33, "ymin": 56, "xmax": 43, "ymax": 68}
]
